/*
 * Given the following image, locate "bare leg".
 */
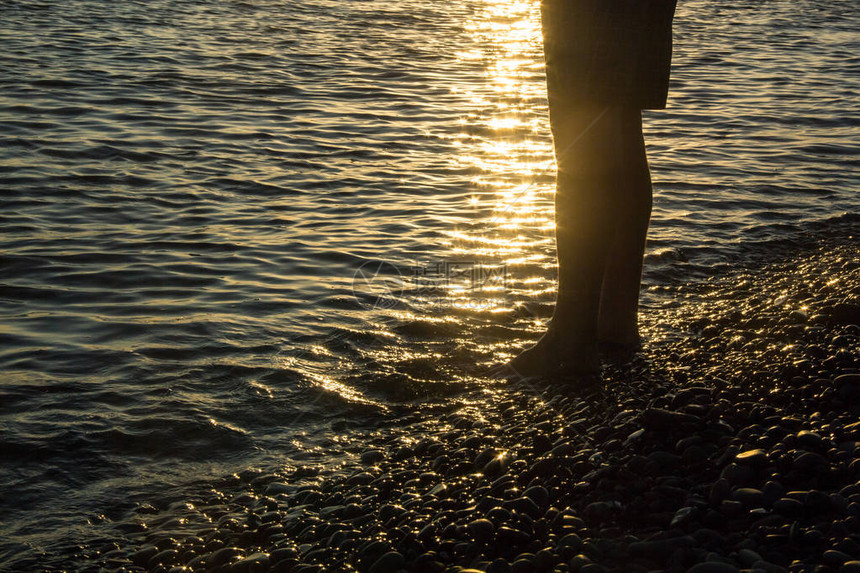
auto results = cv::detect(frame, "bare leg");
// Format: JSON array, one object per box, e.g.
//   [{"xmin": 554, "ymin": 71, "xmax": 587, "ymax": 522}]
[
  {"xmin": 598, "ymin": 110, "xmax": 652, "ymax": 347},
  {"xmin": 507, "ymin": 106, "xmax": 652, "ymax": 377}
]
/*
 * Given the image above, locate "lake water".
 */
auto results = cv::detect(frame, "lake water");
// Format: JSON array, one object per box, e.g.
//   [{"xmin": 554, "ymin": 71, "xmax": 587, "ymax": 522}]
[{"xmin": 1, "ymin": 0, "xmax": 858, "ymax": 567}]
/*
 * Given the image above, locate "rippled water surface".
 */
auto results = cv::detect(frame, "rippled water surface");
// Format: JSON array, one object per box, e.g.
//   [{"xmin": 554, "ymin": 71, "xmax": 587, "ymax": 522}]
[{"xmin": 1, "ymin": 0, "xmax": 858, "ymax": 566}]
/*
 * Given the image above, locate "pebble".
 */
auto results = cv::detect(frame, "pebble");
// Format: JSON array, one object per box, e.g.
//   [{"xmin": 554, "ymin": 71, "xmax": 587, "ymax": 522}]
[
  {"xmin": 207, "ymin": 547, "xmax": 242, "ymax": 568},
  {"xmin": 734, "ymin": 449, "xmax": 767, "ymax": 468},
  {"xmin": 687, "ymin": 562, "xmax": 740, "ymax": 573},
  {"xmin": 496, "ymin": 526, "xmax": 531, "ymax": 546},
  {"xmin": 368, "ymin": 551, "xmax": 405, "ymax": 573},
  {"xmin": 503, "ymin": 496, "xmax": 542, "ymax": 518},
  {"xmin": 523, "ymin": 485, "xmax": 550, "ymax": 508},
  {"xmin": 360, "ymin": 449, "xmax": 386, "ymax": 465},
  {"xmin": 823, "ymin": 550, "xmax": 853, "ymax": 568},
  {"xmin": 762, "ymin": 481, "xmax": 785, "ymax": 506},
  {"xmin": 732, "ymin": 487, "xmax": 763, "ymax": 507},
  {"xmin": 486, "ymin": 558, "xmax": 512, "ymax": 573},
  {"xmin": 793, "ymin": 451, "xmax": 828, "ymax": 471},
  {"xmin": 796, "ymin": 430, "xmax": 825, "ymax": 450},
  {"xmin": 737, "ymin": 548, "xmax": 762, "ymax": 566},
  {"xmin": 720, "ymin": 464, "xmax": 753, "ymax": 486},
  {"xmin": 773, "ymin": 497, "xmax": 804, "ymax": 517},
  {"xmin": 466, "ymin": 519, "xmax": 494, "ymax": 543},
  {"xmin": 557, "ymin": 533, "xmax": 583, "ymax": 552},
  {"xmin": 231, "ymin": 553, "xmax": 269, "ymax": 573},
  {"xmin": 641, "ymin": 408, "xmax": 702, "ymax": 431}
]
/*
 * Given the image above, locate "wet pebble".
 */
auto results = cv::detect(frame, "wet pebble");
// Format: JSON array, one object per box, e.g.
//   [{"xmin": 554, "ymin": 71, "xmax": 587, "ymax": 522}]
[
  {"xmin": 360, "ymin": 449, "xmax": 385, "ymax": 465},
  {"xmin": 368, "ymin": 550, "xmax": 405, "ymax": 573},
  {"xmin": 687, "ymin": 561, "xmax": 740, "ymax": 573},
  {"xmin": 466, "ymin": 519, "xmax": 495, "ymax": 543}
]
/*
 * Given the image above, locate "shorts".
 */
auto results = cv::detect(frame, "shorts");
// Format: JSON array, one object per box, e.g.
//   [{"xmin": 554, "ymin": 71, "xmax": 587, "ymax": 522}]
[{"xmin": 541, "ymin": 0, "xmax": 677, "ymax": 110}]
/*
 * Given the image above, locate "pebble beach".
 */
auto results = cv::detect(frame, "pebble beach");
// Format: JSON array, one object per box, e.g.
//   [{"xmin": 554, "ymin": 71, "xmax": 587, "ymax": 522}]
[{"xmin": 56, "ymin": 236, "xmax": 858, "ymax": 573}]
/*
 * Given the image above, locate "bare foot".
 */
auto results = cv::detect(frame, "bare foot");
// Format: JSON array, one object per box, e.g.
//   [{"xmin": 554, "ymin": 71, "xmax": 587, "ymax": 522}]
[{"xmin": 504, "ymin": 331, "xmax": 600, "ymax": 378}]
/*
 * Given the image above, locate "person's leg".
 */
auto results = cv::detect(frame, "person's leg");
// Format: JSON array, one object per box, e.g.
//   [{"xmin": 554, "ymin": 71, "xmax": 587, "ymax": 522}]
[
  {"xmin": 509, "ymin": 105, "xmax": 635, "ymax": 376},
  {"xmin": 504, "ymin": 0, "xmax": 674, "ymax": 378},
  {"xmin": 598, "ymin": 110, "xmax": 652, "ymax": 347}
]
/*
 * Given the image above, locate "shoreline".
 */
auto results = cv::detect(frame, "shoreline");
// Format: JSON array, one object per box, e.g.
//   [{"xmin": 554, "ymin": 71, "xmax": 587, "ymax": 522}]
[{"xmin": 43, "ymin": 239, "xmax": 860, "ymax": 572}]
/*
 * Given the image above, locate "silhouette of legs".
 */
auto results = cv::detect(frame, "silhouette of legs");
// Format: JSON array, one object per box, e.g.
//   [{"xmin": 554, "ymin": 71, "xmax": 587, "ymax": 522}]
[
  {"xmin": 508, "ymin": 105, "xmax": 652, "ymax": 377},
  {"xmin": 504, "ymin": 0, "xmax": 675, "ymax": 379}
]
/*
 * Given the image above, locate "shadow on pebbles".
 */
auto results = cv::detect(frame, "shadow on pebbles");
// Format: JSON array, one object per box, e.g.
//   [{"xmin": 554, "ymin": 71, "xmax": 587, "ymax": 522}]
[{"xmin": 89, "ymin": 244, "xmax": 859, "ymax": 573}]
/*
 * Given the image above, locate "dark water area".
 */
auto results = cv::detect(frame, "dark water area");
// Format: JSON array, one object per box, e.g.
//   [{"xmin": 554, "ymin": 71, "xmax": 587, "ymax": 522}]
[{"xmin": 0, "ymin": 0, "xmax": 858, "ymax": 568}]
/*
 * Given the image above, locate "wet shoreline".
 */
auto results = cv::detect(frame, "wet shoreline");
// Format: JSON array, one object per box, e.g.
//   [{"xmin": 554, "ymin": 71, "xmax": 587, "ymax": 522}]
[{"xmin": 33, "ymin": 236, "xmax": 856, "ymax": 573}]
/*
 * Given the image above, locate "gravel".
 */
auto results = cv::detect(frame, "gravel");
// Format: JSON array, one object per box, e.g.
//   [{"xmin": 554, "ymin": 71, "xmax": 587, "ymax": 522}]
[{"xmin": 75, "ymin": 243, "xmax": 860, "ymax": 572}]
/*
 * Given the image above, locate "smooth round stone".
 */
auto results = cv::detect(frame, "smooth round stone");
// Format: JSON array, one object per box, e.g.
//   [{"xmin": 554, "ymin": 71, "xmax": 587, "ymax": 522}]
[
  {"xmin": 432, "ymin": 455, "xmax": 449, "ymax": 472},
  {"xmin": 709, "ymin": 479, "xmax": 731, "ymax": 504},
  {"xmin": 466, "ymin": 519, "xmax": 495, "ymax": 543},
  {"xmin": 734, "ymin": 449, "xmax": 767, "ymax": 468},
  {"xmin": 474, "ymin": 447, "xmax": 498, "ymax": 470},
  {"xmin": 568, "ymin": 554, "xmax": 592, "ymax": 571},
  {"xmin": 751, "ymin": 560, "xmax": 789, "ymax": 573},
  {"xmin": 368, "ymin": 551, "xmax": 405, "ymax": 573},
  {"xmin": 671, "ymin": 507, "xmax": 698, "ymax": 528},
  {"xmin": 477, "ymin": 496, "xmax": 505, "ymax": 514},
  {"xmin": 737, "ymin": 548, "xmax": 762, "ymax": 567},
  {"xmin": 523, "ymin": 485, "xmax": 550, "ymax": 508},
  {"xmin": 793, "ymin": 451, "xmax": 828, "ymax": 471},
  {"xmin": 557, "ymin": 533, "xmax": 583, "ymax": 552},
  {"xmin": 796, "ymin": 430, "xmax": 824, "ymax": 450},
  {"xmin": 720, "ymin": 464, "xmax": 753, "ymax": 486},
  {"xmin": 732, "ymin": 488, "xmax": 764, "ymax": 507},
  {"xmin": 583, "ymin": 502, "xmax": 614, "ymax": 525},
  {"xmin": 773, "ymin": 497, "xmax": 804, "ymax": 517},
  {"xmin": 394, "ymin": 446, "xmax": 414, "ymax": 460},
  {"xmin": 231, "ymin": 553, "xmax": 269, "ymax": 573},
  {"xmin": 835, "ymin": 374, "xmax": 860, "ymax": 399},
  {"xmin": 428, "ymin": 483, "xmax": 448, "ymax": 497},
  {"xmin": 148, "ymin": 549, "xmax": 179, "ymax": 568},
  {"xmin": 207, "ymin": 547, "xmax": 242, "ymax": 568},
  {"xmin": 687, "ymin": 562, "xmax": 740, "ymax": 573},
  {"xmin": 486, "ymin": 558, "xmax": 512, "ymax": 573},
  {"xmin": 486, "ymin": 506, "xmax": 512, "ymax": 524},
  {"xmin": 840, "ymin": 561, "xmax": 860, "ymax": 573},
  {"xmin": 511, "ymin": 557, "xmax": 536, "ymax": 573},
  {"xmin": 762, "ymin": 481, "xmax": 785, "ymax": 506},
  {"xmin": 346, "ymin": 472, "xmax": 375, "ymax": 486},
  {"xmin": 265, "ymin": 482, "xmax": 292, "ymax": 496},
  {"xmin": 823, "ymin": 550, "xmax": 852, "ymax": 567},
  {"xmin": 806, "ymin": 490, "xmax": 832, "ymax": 514},
  {"xmin": 534, "ymin": 548, "xmax": 555, "ymax": 570},
  {"xmin": 503, "ymin": 496, "xmax": 542, "ymax": 518},
  {"xmin": 483, "ymin": 452, "xmax": 513, "ymax": 478},
  {"xmin": 360, "ymin": 449, "xmax": 385, "ymax": 465},
  {"xmin": 830, "ymin": 493, "xmax": 849, "ymax": 513},
  {"xmin": 131, "ymin": 546, "xmax": 158, "ymax": 566},
  {"xmin": 496, "ymin": 526, "xmax": 531, "ymax": 546},
  {"xmin": 641, "ymin": 408, "xmax": 700, "ymax": 431},
  {"xmin": 270, "ymin": 548, "xmax": 298, "ymax": 563}
]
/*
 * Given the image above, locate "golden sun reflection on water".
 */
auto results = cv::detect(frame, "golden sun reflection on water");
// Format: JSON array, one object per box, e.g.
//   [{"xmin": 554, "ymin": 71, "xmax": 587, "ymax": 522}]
[
  {"xmin": 442, "ymin": 0, "xmax": 557, "ymax": 314},
  {"xmin": 281, "ymin": 1, "xmax": 558, "ymax": 390}
]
